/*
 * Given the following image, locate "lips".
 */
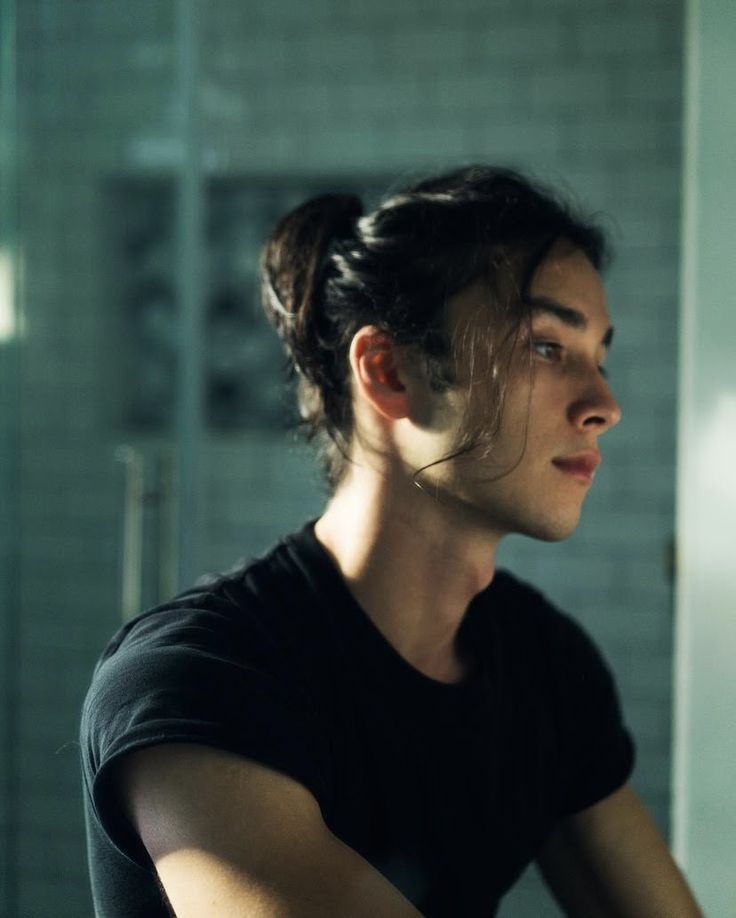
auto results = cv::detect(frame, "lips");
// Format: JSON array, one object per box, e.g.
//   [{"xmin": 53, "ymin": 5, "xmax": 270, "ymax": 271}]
[{"xmin": 551, "ymin": 450, "xmax": 601, "ymax": 485}]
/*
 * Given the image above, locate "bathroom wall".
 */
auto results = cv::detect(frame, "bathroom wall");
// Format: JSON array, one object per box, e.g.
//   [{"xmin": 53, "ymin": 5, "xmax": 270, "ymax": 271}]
[{"xmin": 8, "ymin": 1, "xmax": 683, "ymax": 914}]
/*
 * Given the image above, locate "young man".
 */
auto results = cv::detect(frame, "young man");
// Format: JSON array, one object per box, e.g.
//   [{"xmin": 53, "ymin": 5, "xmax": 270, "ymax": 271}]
[{"xmin": 81, "ymin": 167, "xmax": 702, "ymax": 916}]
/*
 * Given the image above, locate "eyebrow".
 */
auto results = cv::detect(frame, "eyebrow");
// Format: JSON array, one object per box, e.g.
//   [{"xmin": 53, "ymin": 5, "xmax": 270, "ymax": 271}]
[{"xmin": 527, "ymin": 295, "xmax": 614, "ymax": 348}]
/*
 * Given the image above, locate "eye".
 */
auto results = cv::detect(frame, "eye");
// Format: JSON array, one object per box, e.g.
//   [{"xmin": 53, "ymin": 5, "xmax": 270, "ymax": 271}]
[
  {"xmin": 531, "ymin": 338, "xmax": 610, "ymax": 378},
  {"xmin": 532, "ymin": 340, "xmax": 563, "ymax": 361}
]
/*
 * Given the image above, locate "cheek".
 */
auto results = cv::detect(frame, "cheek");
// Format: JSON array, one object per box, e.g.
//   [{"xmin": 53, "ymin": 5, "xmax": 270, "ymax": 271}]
[
  {"xmin": 526, "ymin": 370, "xmax": 567, "ymax": 422},
  {"xmin": 498, "ymin": 384, "xmax": 562, "ymax": 468},
  {"xmin": 494, "ymin": 378, "xmax": 535, "ymax": 441}
]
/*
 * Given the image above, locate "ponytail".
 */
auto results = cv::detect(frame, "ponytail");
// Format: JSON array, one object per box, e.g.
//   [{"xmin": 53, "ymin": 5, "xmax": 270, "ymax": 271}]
[{"xmin": 260, "ymin": 193, "xmax": 363, "ymax": 389}]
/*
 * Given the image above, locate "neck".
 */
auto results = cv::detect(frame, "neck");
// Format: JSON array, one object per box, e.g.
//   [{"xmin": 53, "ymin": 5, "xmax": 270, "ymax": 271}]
[{"xmin": 314, "ymin": 463, "xmax": 503, "ymax": 683}]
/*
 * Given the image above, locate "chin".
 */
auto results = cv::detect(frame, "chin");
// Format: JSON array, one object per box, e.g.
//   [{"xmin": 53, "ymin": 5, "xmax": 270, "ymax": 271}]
[{"xmin": 516, "ymin": 510, "xmax": 582, "ymax": 542}]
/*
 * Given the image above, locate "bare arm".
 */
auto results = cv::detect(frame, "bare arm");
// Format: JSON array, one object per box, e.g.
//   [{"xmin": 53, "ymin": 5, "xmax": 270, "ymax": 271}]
[
  {"xmin": 115, "ymin": 742, "xmax": 424, "ymax": 918},
  {"xmin": 536, "ymin": 783, "xmax": 702, "ymax": 918}
]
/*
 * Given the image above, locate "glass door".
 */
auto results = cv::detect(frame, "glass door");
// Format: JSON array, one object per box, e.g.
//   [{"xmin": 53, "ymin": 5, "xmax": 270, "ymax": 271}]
[
  {"xmin": 2, "ymin": 1, "xmax": 330, "ymax": 911},
  {"xmin": 3, "ymin": 5, "xmax": 185, "ymax": 914},
  {"xmin": 1, "ymin": 3, "xmax": 370, "ymax": 914}
]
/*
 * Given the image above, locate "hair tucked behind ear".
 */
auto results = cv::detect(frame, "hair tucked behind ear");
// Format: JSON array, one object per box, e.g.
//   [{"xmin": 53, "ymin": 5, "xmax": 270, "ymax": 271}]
[{"xmin": 260, "ymin": 166, "xmax": 610, "ymax": 491}]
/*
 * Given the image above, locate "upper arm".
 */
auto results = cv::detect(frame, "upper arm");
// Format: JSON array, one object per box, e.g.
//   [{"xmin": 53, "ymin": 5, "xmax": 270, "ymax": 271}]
[
  {"xmin": 115, "ymin": 742, "xmax": 423, "ymax": 918},
  {"xmin": 536, "ymin": 783, "xmax": 703, "ymax": 918}
]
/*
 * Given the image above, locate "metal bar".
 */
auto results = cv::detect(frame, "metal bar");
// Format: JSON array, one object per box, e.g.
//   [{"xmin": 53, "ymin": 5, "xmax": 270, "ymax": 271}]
[
  {"xmin": 174, "ymin": 0, "xmax": 205, "ymax": 592},
  {"xmin": 157, "ymin": 444, "xmax": 179, "ymax": 603},
  {"xmin": 115, "ymin": 446, "xmax": 145, "ymax": 621}
]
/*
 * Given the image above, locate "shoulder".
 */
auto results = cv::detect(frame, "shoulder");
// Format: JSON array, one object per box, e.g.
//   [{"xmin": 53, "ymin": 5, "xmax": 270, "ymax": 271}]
[
  {"xmin": 482, "ymin": 568, "xmax": 601, "ymax": 655},
  {"xmin": 81, "ymin": 526, "xmax": 327, "ymax": 773},
  {"xmin": 91, "ymin": 528, "xmax": 314, "ymax": 682},
  {"xmin": 80, "ymin": 528, "xmax": 335, "ymax": 860},
  {"xmin": 86, "ymin": 557, "xmax": 273, "ymax": 702},
  {"xmin": 473, "ymin": 568, "xmax": 624, "ymax": 711},
  {"xmin": 484, "ymin": 570, "xmax": 635, "ymax": 813}
]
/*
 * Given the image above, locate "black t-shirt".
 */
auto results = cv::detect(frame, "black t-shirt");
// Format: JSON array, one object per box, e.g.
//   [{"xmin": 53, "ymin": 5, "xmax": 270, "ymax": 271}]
[{"xmin": 80, "ymin": 521, "xmax": 635, "ymax": 917}]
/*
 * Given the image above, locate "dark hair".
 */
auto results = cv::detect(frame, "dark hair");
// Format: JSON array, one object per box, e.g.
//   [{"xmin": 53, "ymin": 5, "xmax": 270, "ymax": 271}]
[{"xmin": 260, "ymin": 165, "xmax": 609, "ymax": 490}]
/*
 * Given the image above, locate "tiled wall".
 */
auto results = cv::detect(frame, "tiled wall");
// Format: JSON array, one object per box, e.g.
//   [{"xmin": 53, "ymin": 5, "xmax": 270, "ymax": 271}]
[{"xmin": 10, "ymin": 0, "xmax": 683, "ymax": 915}]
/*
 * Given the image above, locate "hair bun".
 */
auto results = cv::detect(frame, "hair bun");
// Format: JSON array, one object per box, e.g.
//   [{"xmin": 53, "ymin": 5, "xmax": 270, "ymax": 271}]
[
  {"xmin": 261, "ymin": 193, "xmax": 363, "ymax": 377},
  {"xmin": 262, "ymin": 194, "xmax": 362, "ymax": 317}
]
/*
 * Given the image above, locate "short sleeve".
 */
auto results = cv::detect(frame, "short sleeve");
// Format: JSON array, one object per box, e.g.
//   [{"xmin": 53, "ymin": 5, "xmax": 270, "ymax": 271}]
[
  {"xmin": 551, "ymin": 611, "xmax": 636, "ymax": 816},
  {"xmin": 80, "ymin": 599, "xmax": 331, "ymax": 864}
]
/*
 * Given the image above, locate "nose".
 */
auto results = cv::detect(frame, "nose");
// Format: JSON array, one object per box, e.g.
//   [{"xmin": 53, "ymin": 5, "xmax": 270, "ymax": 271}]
[{"xmin": 568, "ymin": 373, "xmax": 622, "ymax": 433}]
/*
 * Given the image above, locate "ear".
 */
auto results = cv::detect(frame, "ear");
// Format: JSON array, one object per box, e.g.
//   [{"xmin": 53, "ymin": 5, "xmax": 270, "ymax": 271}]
[{"xmin": 349, "ymin": 326, "xmax": 410, "ymax": 421}]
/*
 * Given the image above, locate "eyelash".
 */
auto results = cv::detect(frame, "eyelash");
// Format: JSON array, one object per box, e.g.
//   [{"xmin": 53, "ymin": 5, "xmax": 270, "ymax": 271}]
[{"xmin": 531, "ymin": 340, "xmax": 609, "ymax": 378}]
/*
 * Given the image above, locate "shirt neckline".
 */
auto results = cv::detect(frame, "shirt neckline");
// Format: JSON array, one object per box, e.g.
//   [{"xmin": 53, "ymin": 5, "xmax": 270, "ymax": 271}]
[{"xmin": 285, "ymin": 519, "xmax": 490, "ymax": 705}]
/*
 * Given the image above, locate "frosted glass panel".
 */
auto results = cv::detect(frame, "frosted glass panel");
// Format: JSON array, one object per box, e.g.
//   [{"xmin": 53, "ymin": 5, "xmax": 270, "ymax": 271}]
[
  {"xmin": 673, "ymin": 0, "xmax": 736, "ymax": 912},
  {"xmin": 7, "ymin": 4, "xmax": 181, "ymax": 915}
]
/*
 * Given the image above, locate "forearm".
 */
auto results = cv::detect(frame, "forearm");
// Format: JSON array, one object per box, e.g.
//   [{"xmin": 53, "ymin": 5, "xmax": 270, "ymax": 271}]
[{"xmin": 537, "ymin": 785, "xmax": 702, "ymax": 918}]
